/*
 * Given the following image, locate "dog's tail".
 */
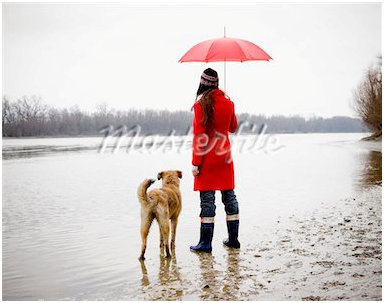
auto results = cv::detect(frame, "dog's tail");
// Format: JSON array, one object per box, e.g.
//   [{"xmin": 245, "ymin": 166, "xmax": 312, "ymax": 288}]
[{"xmin": 137, "ymin": 179, "xmax": 156, "ymax": 205}]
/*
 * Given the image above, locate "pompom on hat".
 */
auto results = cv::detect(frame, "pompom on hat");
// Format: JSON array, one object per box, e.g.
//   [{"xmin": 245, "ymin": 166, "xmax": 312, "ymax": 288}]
[{"xmin": 196, "ymin": 68, "xmax": 219, "ymax": 97}]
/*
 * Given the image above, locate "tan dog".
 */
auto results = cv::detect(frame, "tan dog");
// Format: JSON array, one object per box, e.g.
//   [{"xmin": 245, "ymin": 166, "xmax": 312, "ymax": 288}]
[{"xmin": 137, "ymin": 170, "xmax": 182, "ymax": 260}]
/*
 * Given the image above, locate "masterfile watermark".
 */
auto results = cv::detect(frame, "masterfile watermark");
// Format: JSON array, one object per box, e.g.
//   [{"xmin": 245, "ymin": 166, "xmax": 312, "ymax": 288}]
[{"xmin": 98, "ymin": 121, "xmax": 285, "ymax": 156}]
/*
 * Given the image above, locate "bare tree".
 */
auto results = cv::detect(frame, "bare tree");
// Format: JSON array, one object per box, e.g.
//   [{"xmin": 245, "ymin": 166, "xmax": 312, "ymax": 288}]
[
  {"xmin": 2, "ymin": 96, "xmax": 11, "ymax": 136},
  {"xmin": 95, "ymin": 102, "xmax": 108, "ymax": 116},
  {"xmin": 353, "ymin": 55, "xmax": 382, "ymax": 139},
  {"xmin": 3, "ymin": 96, "xmax": 10, "ymax": 122},
  {"xmin": 14, "ymin": 95, "xmax": 48, "ymax": 122}
]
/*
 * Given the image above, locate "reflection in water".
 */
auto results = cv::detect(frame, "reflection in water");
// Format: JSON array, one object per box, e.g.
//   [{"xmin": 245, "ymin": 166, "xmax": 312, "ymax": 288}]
[
  {"xmin": 358, "ymin": 151, "xmax": 382, "ymax": 189},
  {"xmin": 194, "ymin": 249, "xmax": 243, "ymax": 300},
  {"xmin": 222, "ymin": 248, "xmax": 241, "ymax": 300},
  {"xmin": 139, "ymin": 259, "xmax": 150, "ymax": 287},
  {"xmin": 195, "ymin": 253, "xmax": 219, "ymax": 300},
  {"xmin": 158, "ymin": 255, "xmax": 181, "ymax": 286},
  {"xmin": 139, "ymin": 256, "xmax": 182, "ymax": 300}
]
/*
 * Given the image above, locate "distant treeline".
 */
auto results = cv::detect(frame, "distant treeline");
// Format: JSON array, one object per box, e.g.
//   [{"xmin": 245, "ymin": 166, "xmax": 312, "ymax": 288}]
[{"xmin": 2, "ymin": 96, "xmax": 368, "ymax": 137}]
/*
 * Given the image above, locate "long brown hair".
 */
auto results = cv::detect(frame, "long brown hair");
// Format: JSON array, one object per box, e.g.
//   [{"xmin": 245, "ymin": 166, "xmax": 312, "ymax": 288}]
[{"xmin": 198, "ymin": 89, "xmax": 215, "ymax": 126}]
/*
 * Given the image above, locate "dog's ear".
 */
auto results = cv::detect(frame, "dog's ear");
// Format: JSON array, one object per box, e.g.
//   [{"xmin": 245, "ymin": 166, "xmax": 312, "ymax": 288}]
[
  {"xmin": 177, "ymin": 170, "xmax": 182, "ymax": 179},
  {"xmin": 157, "ymin": 171, "xmax": 163, "ymax": 180}
]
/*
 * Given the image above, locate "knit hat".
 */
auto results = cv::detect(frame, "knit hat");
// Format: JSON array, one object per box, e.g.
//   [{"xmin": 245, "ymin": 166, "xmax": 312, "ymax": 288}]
[{"xmin": 196, "ymin": 68, "xmax": 219, "ymax": 97}]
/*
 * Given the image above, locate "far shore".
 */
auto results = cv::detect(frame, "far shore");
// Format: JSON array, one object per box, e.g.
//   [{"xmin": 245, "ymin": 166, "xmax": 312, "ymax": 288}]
[{"xmin": 1, "ymin": 131, "xmax": 372, "ymax": 140}]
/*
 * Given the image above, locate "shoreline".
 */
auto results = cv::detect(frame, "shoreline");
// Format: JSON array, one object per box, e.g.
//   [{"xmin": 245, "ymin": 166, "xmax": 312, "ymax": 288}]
[{"xmin": 360, "ymin": 131, "xmax": 382, "ymax": 142}]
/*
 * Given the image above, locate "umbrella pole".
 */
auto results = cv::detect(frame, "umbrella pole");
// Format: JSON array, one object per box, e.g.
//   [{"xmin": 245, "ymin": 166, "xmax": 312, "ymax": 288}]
[{"xmin": 224, "ymin": 60, "xmax": 226, "ymax": 92}]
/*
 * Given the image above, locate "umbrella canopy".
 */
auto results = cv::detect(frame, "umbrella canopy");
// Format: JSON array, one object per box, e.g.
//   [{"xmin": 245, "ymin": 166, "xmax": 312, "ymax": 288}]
[
  {"xmin": 179, "ymin": 37, "xmax": 272, "ymax": 63},
  {"xmin": 179, "ymin": 36, "xmax": 272, "ymax": 91}
]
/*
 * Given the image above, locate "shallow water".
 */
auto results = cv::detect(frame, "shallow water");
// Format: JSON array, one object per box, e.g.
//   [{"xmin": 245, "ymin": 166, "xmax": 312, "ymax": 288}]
[{"xmin": 2, "ymin": 133, "xmax": 381, "ymax": 300}]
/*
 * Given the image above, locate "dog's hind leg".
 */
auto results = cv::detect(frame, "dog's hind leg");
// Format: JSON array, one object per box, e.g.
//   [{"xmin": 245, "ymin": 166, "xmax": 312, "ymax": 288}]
[
  {"xmin": 158, "ymin": 216, "xmax": 171, "ymax": 258},
  {"xmin": 170, "ymin": 217, "xmax": 178, "ymax": 252},
  {"xmin": 139, "ymin": 212, "xmax": 154, "ymax": 260}
]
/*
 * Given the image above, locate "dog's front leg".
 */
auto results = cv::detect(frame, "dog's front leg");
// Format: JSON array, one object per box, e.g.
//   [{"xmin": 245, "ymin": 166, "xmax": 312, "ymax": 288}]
[{"xmin": 158, "ymin": 221, "xmax": 164, "ymax": 255}]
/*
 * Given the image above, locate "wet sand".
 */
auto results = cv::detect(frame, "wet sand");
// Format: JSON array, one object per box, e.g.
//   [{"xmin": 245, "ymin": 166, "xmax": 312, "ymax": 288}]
[{"xmin": 135, "ymin": 185, "xmax": 381, "ymax": 301}]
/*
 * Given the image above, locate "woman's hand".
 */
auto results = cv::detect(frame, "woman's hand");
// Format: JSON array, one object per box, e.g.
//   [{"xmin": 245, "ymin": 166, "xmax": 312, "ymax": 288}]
[{"xmin": 192, "ymin": 165, "xmax": 200, "ymax": 177}]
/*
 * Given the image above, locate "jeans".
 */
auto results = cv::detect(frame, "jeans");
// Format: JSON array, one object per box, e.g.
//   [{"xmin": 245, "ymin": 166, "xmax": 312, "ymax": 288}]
[{"xmin": 199, "ymin": 190, "xmax": 239, "ymax": 218}]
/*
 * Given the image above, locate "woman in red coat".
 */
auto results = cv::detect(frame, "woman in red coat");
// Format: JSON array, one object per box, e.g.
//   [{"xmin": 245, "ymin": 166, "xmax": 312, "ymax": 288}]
[{"xmin": 190, "ymin": 68, "xmax": 240, "ymax": 253}]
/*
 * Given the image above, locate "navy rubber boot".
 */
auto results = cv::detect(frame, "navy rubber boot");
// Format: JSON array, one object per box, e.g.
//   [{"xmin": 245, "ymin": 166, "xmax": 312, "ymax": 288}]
[
  {"xmin": 190, "ymin": 223, "xmax": 214, "ymax": 253},
  {"xmin": 223, "ymin": 220, "xmax": 240, "ymax": 248}
]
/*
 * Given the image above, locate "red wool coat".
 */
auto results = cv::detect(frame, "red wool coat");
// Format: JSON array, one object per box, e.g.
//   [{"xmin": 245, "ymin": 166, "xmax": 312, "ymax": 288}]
[{"xmin": 192, "ymin": 89, "xmax": 238, "ymax": 191}]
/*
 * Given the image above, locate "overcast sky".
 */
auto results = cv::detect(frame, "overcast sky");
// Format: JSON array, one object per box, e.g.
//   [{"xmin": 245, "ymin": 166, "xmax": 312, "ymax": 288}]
[{"xmin": 3, "ymin": 2, "xmax": 381, "ymax": 118}]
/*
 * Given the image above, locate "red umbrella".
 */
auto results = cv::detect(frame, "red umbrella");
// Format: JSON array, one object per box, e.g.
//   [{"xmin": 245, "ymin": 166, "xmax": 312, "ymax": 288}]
[{"xmin": 179, "ymin": 32, "xmax": 272, "ymax": 90}]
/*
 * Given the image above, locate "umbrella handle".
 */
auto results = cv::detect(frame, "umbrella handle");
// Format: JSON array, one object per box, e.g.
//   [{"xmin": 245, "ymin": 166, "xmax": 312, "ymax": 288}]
[{"xmin": 223, "ymin": 26, "xmax": 226, "ymax": 92}]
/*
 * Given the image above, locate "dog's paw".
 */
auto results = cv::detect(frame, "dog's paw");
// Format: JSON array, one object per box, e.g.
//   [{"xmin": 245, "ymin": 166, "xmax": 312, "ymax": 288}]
[{"xmin": 148, "ymin": 179, "xmax": 156, "ymax": 184}]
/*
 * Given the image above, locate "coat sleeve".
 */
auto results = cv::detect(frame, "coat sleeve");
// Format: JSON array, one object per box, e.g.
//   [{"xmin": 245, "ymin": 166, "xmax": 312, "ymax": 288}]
[
  {"xmin": 192, "ymin": 102, "xmax": 207, "ymax": 166},
  {"xmin": 229, "ymin": 102, "xmax": 238, "ymax": 133}
]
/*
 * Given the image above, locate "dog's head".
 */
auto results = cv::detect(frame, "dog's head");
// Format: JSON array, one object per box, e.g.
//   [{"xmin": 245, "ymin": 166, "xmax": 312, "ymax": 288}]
[{"xmin": 157, "ymin": 170, "xmax": 182, "ymax": 187}]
